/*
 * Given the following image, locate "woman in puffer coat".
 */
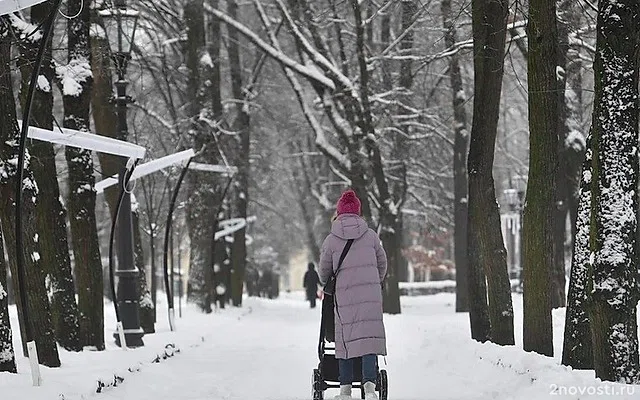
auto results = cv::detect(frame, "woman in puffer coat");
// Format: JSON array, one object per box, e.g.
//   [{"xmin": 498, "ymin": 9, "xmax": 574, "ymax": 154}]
[{"xmin": 319, "ymin": 189, "xmax": 387, "ymax": 400}]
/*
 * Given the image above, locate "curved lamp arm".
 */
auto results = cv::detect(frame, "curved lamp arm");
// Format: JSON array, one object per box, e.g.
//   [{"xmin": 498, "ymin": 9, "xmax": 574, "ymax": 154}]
[{"xmin": 162, "ymin": 157, "xmax": 193, "ymax": 331}]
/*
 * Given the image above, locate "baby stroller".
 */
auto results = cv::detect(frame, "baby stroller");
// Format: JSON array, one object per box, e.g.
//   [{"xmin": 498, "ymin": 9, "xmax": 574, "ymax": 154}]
[{"xmin": 312, "ymin": 295, "xmax": 388, "ymax": 400}]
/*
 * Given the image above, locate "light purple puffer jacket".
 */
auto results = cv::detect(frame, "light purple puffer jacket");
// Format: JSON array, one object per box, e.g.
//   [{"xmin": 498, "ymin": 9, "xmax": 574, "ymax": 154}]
[{"xmin": 319, "ymin": 213, "xmax": 388, "ymax": 360}]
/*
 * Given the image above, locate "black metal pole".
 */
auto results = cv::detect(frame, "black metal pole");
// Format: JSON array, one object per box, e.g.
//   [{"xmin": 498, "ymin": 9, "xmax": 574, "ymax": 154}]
[
  {"xmin": 15, "ymin": 0, "xmax": 63, "ymax": 347},
  {"xmin": 110, "ymin": 55, "xmax": 144, "ymax": 347},
  {"xmin": 170, "ymin": 232, "xmax": 174, "ymax": 307},
  {"xmin": 108, "ymin": 161, "xmax": 137, "ymax": 322},
  {"xmin": 162, "ymin": 158, "xmax": 192, "ymax": 330}
]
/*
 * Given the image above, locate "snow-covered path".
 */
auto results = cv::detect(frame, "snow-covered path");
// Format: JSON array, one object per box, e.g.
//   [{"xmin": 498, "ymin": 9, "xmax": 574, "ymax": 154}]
[{"xmin": 4, "ymin": 293, "xmax": 639, "ymax": 399}]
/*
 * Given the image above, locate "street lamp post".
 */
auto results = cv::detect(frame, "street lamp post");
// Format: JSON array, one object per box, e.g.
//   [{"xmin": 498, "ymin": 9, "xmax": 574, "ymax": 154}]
[
  {"xmin": 503, "ymin": 188, "xmax": 519, "ymax": 280},
  {"xmin": 100, "ymin": 0, "xmax": 144, "ymax": 348},
  {"xmin": 512, "ymin": 175, "xmax": 527, "ymax": 289}
]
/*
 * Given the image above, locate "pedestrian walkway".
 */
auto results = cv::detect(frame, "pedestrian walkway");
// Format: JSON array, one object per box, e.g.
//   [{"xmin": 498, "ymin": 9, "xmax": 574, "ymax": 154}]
[{"xmin": 5, "ymin": 293, "xmax": 637, "ymax": 400}]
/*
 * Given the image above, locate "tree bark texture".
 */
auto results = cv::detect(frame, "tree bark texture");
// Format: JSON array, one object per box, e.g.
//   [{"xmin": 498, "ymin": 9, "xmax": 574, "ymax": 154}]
[
  {"xmin": 185, "ymin": 0, "xmax": 222, "ymax": 312},
  {"xmin": 352, "ymin": 0, "xmax": 402, "ymax": 314},
  {"xmin": 290, "ymin": 141, "xmax": 321, "ymax": 262},
  {"xmin": 0, "ymin": 23, "xmax": 60, "ymax": 366},
  {"xmin": 588, "ymin": 0, "xmax": 640, "ymax": 383},
  {"xmin": 442, "ymin": 0, "xmax": 470, "ymax": 313},
  {"xmin": 550, "ymin": 0, "xmax": 583, "ymax": 310},
  {"xmin": 18, "ymin": 2, "xmax": 81, "ymax": 352},
  {"xmin": 227, "ymin": 0, "xmax": 250, "ymax": 307},
  {"xmin": 132, "ymin": 204, "xmax": 154, "ymax": 331},
  {"xmin": 562, "ymin": 134, "xmax": 593, "ymax": 369},
  {"xmin": 556, "ymin": 3, "xmax": 587, "ymax": 314},
  {"xmin": 0, "ymin": 227, "xmax": 16, "ymax": 372},
  {"xmin": 523, "ymin": 0, "xmax": 558, "ymax": 356},
  {"xmin": 208, "ymin": 0, "xmax": 233, "ymax": 309},
  {"xmin": 63, "ymin": 1, "xmax": 106, "ymax": 349},
  {"xmin": 467, "ymin": 0, "xmax": 514, "ymax": 345},
  {"xmin": 558, "ymin": 0, "xmax": 587, "ymax": 240}
]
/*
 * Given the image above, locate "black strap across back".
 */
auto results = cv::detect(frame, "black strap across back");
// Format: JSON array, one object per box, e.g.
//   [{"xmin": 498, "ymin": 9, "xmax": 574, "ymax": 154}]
[{"xmin": 318, "ymin": 239, "xmax": 354, "ymax": 359}]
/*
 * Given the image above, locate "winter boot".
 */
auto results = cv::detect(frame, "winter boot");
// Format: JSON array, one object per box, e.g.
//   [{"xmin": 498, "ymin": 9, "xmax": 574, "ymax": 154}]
[
  {"xmin": 334, "ymin": 384, "xmax": 352, "ymax": 400},
  {"xmin": 364, "ymin": 382, "xmax": 378, "ymax": 400}
]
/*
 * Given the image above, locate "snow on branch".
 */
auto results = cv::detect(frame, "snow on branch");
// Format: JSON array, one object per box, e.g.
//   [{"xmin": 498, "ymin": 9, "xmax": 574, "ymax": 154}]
[
  {"xmin": 131, "ymin": 103, "xmax": 179, "ymax": 137},
  {"xmin": 569, "ymin": 36, "xmax": 596, "ymax": 54},
  {"xmin": 273, "ymin": 0, "xmax": 355, "ymax": 93},
  {"xmin": 321, "ymin": 94, "xmax": 354, "ymax": 141},
  {"xmin": 310, "ymin": 188, "xmax": 335, "ymax": 211},
  {"xmin": 377, "ymin": 7, "xmax": 424, "ymax": 59},
  {"xmin": 363, "ymin": 0, "xmax": 394, "ymax": 26},
  {"xmin": 9, "ymin": 13, "xmax": 42, "ymax": 42},
  {"xmin": 56, "ymin": 57, "xmax": 92, "ymax": 97},
  {"xmin": 204, "ymin": 3, "xmax": 336, "ymax": 91},
  {"xmin": 253, "ymin": 0, "xmax": 351, "ymax": 172},
  {"xmin": 382, "ymin": 19, "xmax": 529, "ymax": 66},
  {"xmin": 580, "ymin": 0, "xmax": 597, "ymax": 13},
  {"xmin": 0, "ymin": 0, "xmax": 47, "ymax": 17}
]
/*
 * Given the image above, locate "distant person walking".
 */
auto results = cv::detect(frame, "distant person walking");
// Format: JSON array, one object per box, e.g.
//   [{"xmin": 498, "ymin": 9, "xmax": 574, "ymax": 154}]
[
  {"xmin": 303, "ymin": 262, "xmax": 321, "ymax": 308},
  {"xmin": 319, "ymin": 189, "xmax": 387, "ymax": 400}
]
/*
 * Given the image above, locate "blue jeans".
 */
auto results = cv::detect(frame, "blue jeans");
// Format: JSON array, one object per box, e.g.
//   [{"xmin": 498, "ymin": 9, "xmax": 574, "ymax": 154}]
[{"xmin": 339, "ymin": 354, "xmax": 377, "ymax": 385}]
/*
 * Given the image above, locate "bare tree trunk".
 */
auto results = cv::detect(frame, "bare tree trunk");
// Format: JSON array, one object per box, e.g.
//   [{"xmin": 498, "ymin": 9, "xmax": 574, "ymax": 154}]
[
  {"xmin": 227, "ymin": 0, "xmax": 250, "ymax": 307},
  {"xmin": 562, "ymin": 134, "xmax": 593, "ymax": 369},
  {"xmin": 349, "ymin": 0, "xmax": 401, "ymax": 314},
  {"xmin": 549, "ymin": 0, "xmax": 578, "ymax": 310},
  {"xmin": 62, "ymin": 1, "xmax": 106, "ymax": 349},
  {"xmin": 185, "ymin": 0, "xmax": 220, "ymax": 312},
  {"xmin": 442, "ymin": 0, "xmax": 470, "ymax": 313},
  {"xmin": 389, "ymin": 0, "xmax": 416, "ymax": 284},
  {"xmin": 564, "ymin": 50, "xmax": 585, "ymax": 237},
  {"xmin": 209, "ymin": 0, "xmax": 233, "ymax": 309},
  {"xmin": 0, "ymin": 22, "xmax": 59, "ymax": 366},
  {"xmin": 132, "ymin": 204, "xmax": 153, "ymax": 331},
  {"xmin": 290, "ymin": 142, "xmax": 321, "ymax": 262},
  {"xmin": 18, "ymin": 2, "xmax": 81, "ymax": 351},
  {"xmin": 556, "ymin": 1, "xmax": 586, "ymax": 303},
  {"xmin": 523, "ymin": 0, "xmax": 558, "ymax": 356},
  {"xmin": 588, "ymin": 0, "xmax": 640, "ymax": 382},
  {"xmin": 467, "ymin": 0, "xmax": 514, "ymax": 345},
  {"xmin": 0, "ymin": 226, "xmax": 16, "ymax": 373}
]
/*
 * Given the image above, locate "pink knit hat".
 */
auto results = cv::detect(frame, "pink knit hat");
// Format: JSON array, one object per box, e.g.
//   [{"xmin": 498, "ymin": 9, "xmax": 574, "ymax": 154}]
[{"xmin": 336, "ymin": 189, "xmax": 361, "ymax": 215}]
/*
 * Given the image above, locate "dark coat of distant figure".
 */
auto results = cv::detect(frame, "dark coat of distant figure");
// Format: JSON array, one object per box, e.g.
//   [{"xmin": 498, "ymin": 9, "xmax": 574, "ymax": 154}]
[{"xmin": 303, "ymin": 263, "xmax": 321, "ymax": 308}]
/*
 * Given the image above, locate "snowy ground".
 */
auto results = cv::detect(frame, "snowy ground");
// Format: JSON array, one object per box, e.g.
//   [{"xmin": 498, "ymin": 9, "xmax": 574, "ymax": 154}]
[{"xmin": 3, "ymin": 292, "xmax": 639, "ymax": 400}]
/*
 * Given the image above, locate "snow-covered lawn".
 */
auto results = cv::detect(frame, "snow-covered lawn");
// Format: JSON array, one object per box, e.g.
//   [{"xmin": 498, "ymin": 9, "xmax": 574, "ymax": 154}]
[{"xmin": 2, "ymin": 292, "xmax": 638, "ymax": 399}]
